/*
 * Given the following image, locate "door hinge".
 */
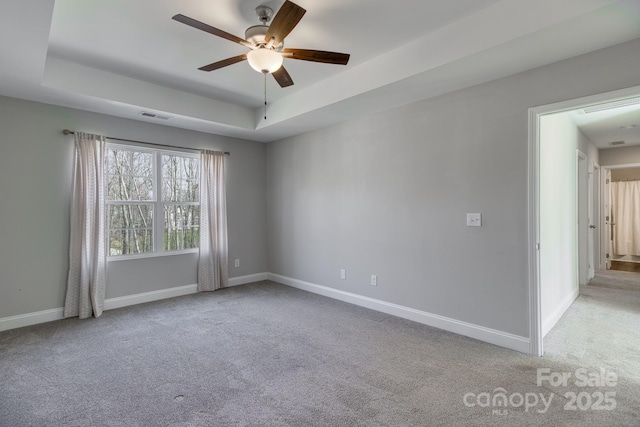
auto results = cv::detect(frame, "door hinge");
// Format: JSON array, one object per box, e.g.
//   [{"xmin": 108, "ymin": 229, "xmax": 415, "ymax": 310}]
[
  {"xmin": 606, "ymin": 253, "xmax": 610, "ymax": 259},
  {"xmin": 606, "ymin": 179, "xmax": 610, "ymax": 184},
  {"xmin": 606, "ymin": 216, "xmax": 609, "ymax": 221},
  {"xmin": 536, "ymin": 243, "xmax": 540, "ymax": 250}
]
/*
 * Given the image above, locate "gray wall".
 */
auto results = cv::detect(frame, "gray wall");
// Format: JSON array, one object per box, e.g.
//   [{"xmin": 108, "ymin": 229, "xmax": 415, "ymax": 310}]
[
  {"xmin": 0, "ymin": 96, "xmax": 266, "ymax": 317},
  {"xmin": 611, "ymin": 167, "xmax": 640, "ymax": 180},
  {"xmin": 539, "ymin": 112, "xmax": 599, "ymax": 335},
  {"xmin": 266, "ymin": 38, "xmax": 640, "ymax": 338},
  {"xmin": 600, "ymin": 145, "xmax": 640, "ymax": 165}
]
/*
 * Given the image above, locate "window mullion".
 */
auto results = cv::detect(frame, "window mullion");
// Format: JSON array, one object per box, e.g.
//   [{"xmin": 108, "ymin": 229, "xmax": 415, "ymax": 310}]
[{"xmin": 155, "ymin": 151, "xmax": 163, "ymax": 253}]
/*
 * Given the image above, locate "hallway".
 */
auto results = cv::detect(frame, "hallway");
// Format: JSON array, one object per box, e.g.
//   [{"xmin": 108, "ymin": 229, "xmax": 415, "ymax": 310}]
[{"xmin": 544, "ymin": 270, "xmax": 640, "ymax": 383}]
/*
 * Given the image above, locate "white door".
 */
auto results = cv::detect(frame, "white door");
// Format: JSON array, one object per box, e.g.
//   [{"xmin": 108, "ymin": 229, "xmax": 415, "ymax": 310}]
[
  {"xmin": 604, "ymin": 169, "xmax": 612, "ymax": 270},
  {"xmin": 587, "ymin": 163, "xmax": 596, "ymax": 279},
  {"xmin": 577, "ymin": 152, "xmax": 588, "ymax": 286}
]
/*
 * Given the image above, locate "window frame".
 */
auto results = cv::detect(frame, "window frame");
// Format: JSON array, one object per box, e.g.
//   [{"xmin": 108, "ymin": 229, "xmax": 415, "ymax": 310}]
[{"xmin": 105, "ymin": 142, "xmax": 200, "ymax": 261}]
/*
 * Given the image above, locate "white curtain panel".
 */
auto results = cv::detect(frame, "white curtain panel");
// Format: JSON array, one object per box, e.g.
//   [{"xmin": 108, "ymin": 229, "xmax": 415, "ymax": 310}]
[
  {"xmin": 198, "ymin": 150, "xmax": 228, "ymax": 291},
  {"xmin": 612, "ymin": 180, "xmax": 640, "ymax": 256},
  {"xmin": 64, "ymin": 132, "xmax": 107, "ymax": 318}
]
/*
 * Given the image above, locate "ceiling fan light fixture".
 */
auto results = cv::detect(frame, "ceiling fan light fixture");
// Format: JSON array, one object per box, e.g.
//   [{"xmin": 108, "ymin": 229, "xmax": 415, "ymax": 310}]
[
  {"xmin": 247, "ymin": 48, "xmax": 283, "ymax": 74},
  {"xmin": 173, "ymin": 1, "xmax": 349, "ymax": 88}
]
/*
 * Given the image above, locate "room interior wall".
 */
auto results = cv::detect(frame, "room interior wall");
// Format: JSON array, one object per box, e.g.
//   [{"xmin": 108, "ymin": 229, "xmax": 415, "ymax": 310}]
[
  {"xmin": 0, "ymin": 96, "xmax": 267, "ymax": 318},
  {"xmin": 539, "ymin": 113, "xmax": 598, "ymax": 336},
  {"xmin": 578, "ymin": 130, "xmax": 600, "ymax": 166},
  {"xmin": 600, "ymin": 145, "xmax": 640, "ymax": 165},
  {"xmin": 265, "ymin": 38, "xmax": 640, "ymax": 342},
  {"xmin": 610, "ymin": 167, "xmax": 640, "ymax": 180}
]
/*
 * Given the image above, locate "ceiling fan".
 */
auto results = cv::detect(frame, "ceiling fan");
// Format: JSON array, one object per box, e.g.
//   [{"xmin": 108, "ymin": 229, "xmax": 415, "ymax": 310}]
[{"xmin": 172, "ymin": 0, "xmax": 350, "ymax": 88}]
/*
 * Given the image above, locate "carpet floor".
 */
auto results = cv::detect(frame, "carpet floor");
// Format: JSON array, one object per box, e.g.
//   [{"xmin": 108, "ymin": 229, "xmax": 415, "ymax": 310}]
[
  {"xmin": 1, "ymin": 279, "xmax": 639, "ymax": 426},
  {"xmin": 588, "ymin": 268, "xmax": 640, "ymax": 291}
]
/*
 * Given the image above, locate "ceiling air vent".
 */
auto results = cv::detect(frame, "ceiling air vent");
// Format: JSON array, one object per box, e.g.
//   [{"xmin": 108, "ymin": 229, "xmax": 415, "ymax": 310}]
[
  {"xmin": 609, "ymin": 141, "xmax": 626, "ymax": 146},
  {"xmin": 577, "ymin": 97, "xmax": 640, "ymax": 114},
  {"xmin": 139, "ymin": 111, "xmax": 171, "ymax": 120}
]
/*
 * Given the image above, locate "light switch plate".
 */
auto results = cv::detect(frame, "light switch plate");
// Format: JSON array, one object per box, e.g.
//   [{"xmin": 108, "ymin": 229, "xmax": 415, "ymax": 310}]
[{"xmin": 467, "ymin": 213, "xmax": 482, "ymax": 227}]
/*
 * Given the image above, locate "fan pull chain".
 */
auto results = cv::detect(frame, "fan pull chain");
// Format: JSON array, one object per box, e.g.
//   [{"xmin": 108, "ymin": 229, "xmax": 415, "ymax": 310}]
[{"xmin": 264, "ymin": 73, "xmax": 267, "ymax": 120}]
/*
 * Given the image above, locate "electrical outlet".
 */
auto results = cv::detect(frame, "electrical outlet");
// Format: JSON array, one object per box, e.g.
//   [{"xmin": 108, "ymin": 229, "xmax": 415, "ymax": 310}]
[
  {"xmin": 340, "ymin": 269, "xmax": 346, "ymax": 280},
  {"xmin": 371, "ymin": 275, "xmax": 377, "ymax": 286},
  {"xmin": 234, "ymin": 259, "xmax": 240, "ymax": 268}
]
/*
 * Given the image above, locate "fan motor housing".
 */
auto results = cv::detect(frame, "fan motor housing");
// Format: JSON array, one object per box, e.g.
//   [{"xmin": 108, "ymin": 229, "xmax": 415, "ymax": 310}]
[{"xmin": 245, "ymin": 25, "xmax": 283, "ymax": 50}]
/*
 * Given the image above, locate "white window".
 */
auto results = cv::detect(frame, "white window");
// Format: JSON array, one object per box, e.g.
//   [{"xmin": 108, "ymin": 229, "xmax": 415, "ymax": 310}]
[{"xmin": 106, "ymin": 144, "xmax": 200, "ymax": 258}]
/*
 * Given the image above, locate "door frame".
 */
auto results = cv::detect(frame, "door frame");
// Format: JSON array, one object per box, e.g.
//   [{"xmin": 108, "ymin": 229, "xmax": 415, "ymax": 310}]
[
  {"xmin": 601, "ymin": 163, "xmax": 640, "ymax": 268},
  {"xmin": 528, "ymin": 84, "xmax": 640, "ymax": 356},
  {"xmin": 577, "ymin": 150, "xmax": 588, "ymax": 286},
  {"xmin": 590, "ymin": 162, "xmax": 600, "ymax": 277}
]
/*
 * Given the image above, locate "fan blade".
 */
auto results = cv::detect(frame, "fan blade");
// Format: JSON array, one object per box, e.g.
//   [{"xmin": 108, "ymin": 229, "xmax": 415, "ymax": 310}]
[
  {"xmin": 172, "ymin": 14, "xmax": 251, "ymax": 48},
  {"xmin": 272, "ymin": 66, "xmax": 294, "ymax": 87},
  {"xmin": 283, "ymin": 48, "xmax": 350, "ymax": 65},
  {"xmin": 265, "ymin": 1, "xmax": 306, "ymax": 45},
  {"xmin": 198, "ymin": 55, "xmax": 247, "ymax": 72}
]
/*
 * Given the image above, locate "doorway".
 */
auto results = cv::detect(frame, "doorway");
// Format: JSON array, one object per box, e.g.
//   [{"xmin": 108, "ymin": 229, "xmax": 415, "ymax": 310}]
[
  {"xmin": 528, "ymin": 84, "xmax": 640, "ymax": 356},
  {"xmin": 577, "ymin": 151, "xmax": 599, "ymax": 284},
  {"xmin": 577, "ymin": 150, "xmax": 588, "ymax": 286},
  {"xmin": 590, "ymin": 162, "xmax": 600, "ymax": 278},
  {"xmin": 602, "ymin": 164, "xmax": 640, "ymax": 271}
]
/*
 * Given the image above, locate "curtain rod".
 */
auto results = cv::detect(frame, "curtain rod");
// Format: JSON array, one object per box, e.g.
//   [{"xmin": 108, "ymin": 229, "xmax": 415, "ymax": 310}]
[{"xmin": 62, "ymin": 129, "xmax": 230, "ymax": 156}]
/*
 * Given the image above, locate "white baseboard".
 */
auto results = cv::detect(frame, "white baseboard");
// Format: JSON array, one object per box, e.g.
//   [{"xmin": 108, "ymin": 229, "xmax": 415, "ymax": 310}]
[
  {"xmin": 0, "ymin": 308, "xmax": 65, "ymax": 332},
  {"xmin": 0, "ymin": 273, "xmax": 271, "ymax": 332},
  {"xmin": 2, "ymin": 272, "xmax": 529, "ymax": 355},
  {"xmin": 542, "ymin": 286, "xmax": 580, "ymax": 337},
  {"xmin": 268, "ymin": 273, "xmax": 531, "ymax": 354},
  {"xmin": 103, "ymin": 283, "xmax": 198, "ymax": 311},
  {"xmin": 227, "ymin": 272, "xmax": 269, "ymax": 287}
]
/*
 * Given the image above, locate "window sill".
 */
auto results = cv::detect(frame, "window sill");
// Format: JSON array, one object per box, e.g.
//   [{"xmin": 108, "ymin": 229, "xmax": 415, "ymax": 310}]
[{"xmin": 107, "ymin": 249, "xmax": 198, "ymax": 262}]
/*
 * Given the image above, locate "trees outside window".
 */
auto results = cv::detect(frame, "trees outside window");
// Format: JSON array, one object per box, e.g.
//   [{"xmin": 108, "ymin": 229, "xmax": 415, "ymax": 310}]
[
  {"xmin": 161, "ymin": 153, "xmax": 200, "ymax": 251},
  {"xmin": 106, "ymin": 144, "xmax": 199, "ymax": 257}
]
